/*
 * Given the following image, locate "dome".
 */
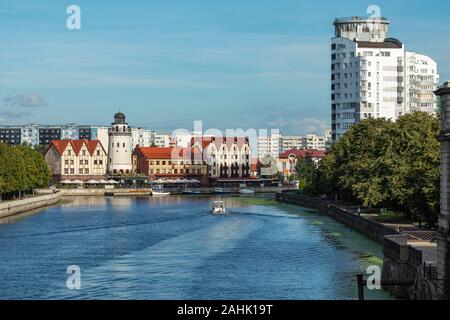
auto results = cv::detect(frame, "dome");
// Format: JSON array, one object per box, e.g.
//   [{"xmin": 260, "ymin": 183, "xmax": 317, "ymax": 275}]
[{"xmin": 113, "ymin": 112, "xmax": 126, "ymax": 124}]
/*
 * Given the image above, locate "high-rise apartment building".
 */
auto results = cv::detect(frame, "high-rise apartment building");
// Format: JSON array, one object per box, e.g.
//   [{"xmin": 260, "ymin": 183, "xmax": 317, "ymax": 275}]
[
  {"xmin": 257, "ymin": 130, "xmax": 281, "ymax": 159},
  {"xmin": 331, "ymin": 17, "xmax": 439, "ymax": 142},
  {"xmin": 281, "ymin": 136, "xmax": 303, "ymax": 152},
  {"xmin": 302, "ymin": 134, "xmax": 326, "ymax": 150}
]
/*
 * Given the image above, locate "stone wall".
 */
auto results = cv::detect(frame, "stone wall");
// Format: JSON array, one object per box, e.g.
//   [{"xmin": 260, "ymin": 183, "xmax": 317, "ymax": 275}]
[
  {"xmin": 383, "ymin": 235, "xmax": 442, "ymax": 300},
  {"xmin": 275, "ymin": 192, "xmax": 399, "ymax": 243},
  {"xmin": 0, "ymin": 192, "xmax": 61, "ymax": 218}
]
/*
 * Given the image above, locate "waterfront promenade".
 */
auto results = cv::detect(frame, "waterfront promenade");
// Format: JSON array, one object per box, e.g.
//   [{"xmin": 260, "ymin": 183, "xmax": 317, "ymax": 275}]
[{"xmin": 0, "ymin": 191, "xmax": 61, "ymax": 218}]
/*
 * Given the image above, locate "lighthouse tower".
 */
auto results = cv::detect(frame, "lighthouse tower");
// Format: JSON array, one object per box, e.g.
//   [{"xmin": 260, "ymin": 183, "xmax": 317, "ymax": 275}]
[{"xmin": 107, "ymin": 112, "xmax": 133, "ymax": 174}]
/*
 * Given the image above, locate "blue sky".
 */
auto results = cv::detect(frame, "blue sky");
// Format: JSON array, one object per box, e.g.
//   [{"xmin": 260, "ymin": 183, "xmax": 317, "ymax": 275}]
[{"xmin": 0, "ymin": 0, "xmax": 449, "ymax": 135}]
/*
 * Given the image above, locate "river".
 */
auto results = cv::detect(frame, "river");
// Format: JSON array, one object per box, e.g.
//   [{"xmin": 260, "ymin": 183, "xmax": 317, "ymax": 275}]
[{"xmin": 0, "ymin": 195, "xmax": 392, "ymax": 300}]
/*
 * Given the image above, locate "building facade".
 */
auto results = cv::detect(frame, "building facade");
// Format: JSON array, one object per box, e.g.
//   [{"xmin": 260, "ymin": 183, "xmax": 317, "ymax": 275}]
[
  {"xmin": 257, "ymin": 131, "xmax": 281, "ymax": 159},
  {"xmin": 132, "ymin": 127, "xmax": 152, "ymax": 148},
  {"xmin": 436, "ymin": 82, "xmax": 450, "ymax": 299},
  {"xmin": 302, "ymin": 134, "xmax": 327, "ymax": 150},
  {"xmin": 133, "ymin": 146, "xmax": 208, "ymax": 184},
  {"xmin": 281, "ymin": 135, "xmax": 303, "ymax": 152},
  {"xmin": 0, "ymin": 127, "xmax": 21, "ymax": 145},
  {"xmin": 44, "ymin": 139, "xmax": 108, "ymax": 183},
  {"xmin": 107, "ymin": 112, "xmax": 133, "ymax": 174},
  {"xmin": 192, "ymin": 136, "xmax": 252, "ymax": 179},
  {"xmin": 278, "ymin": 149, "xmax": 325, "ymax": 179},
  {"xmin": 331, "ymin": 17, "xmax": 439, "ymax": 142},
  {"xmin": 153, "ymin": 134, "xmax": 171, "ymax": 147}
]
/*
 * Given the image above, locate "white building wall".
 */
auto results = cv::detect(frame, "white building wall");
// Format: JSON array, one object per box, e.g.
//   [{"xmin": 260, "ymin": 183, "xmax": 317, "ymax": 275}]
[
  {"xmin": 257, "ymin": 131, "xmax": 281, "ymax": 159},
  {"xmin": 331, "ymin": 17, "xmax": 439, "ymax": 143}
]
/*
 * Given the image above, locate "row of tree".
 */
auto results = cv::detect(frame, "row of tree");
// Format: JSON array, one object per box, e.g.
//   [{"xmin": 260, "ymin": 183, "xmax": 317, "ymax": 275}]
[
  {"xmin": 0, "ymin": 143, "xmax": 51, "ymax": 200},
  {"xmin": 296, "ymin": 112, "xmax": 440, "ymax": 224}
]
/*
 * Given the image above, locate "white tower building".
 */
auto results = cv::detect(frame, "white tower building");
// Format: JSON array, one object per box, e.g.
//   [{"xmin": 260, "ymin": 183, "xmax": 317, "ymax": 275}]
[
  {"xmin": 107, "ymin": 112, "xmax": 133, "ymax": 174},
  {"xmin": 331, "ymin": 17, "xmax": 439, "ymax": 143}
]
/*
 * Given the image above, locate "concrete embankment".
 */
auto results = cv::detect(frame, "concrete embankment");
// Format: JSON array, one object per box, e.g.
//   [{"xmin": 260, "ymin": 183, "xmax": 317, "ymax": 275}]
[
  {"xmin": 48, "ymin": 186, "xmax": 295, "ymax": 197},
  {"xmin": 276, "ymin": 191, "xmax": 442, "ymax": 300},
  {"xmin": 276, "ymin": 191, "xmax": 399, "ymax": 243},
  {"xmin": 0, "ymin": 192, "xmax": 61, "ymax": 218}
]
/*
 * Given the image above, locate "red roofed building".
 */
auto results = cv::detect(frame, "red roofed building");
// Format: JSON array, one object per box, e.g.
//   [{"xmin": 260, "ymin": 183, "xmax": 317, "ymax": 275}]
[
  {"xmin": 44, "ymin": 139, "xmax": 108, "ymax": 183},
  {"xmin": 278, "ymin": 149, "xmax": 325, "ymax": 179},
  {"xmin": 133, "ymin": 146, "xmax": 208, "ymax": 184}
]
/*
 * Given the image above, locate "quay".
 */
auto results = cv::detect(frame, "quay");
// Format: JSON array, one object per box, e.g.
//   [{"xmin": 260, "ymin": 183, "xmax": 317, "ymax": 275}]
[
  {"xmin": 0, "ymin": 191, "xmax": 61, "ymax": 219},
  {"xmin": 276, "ymin": 191, "xmax": 442, "ymax": 300}
]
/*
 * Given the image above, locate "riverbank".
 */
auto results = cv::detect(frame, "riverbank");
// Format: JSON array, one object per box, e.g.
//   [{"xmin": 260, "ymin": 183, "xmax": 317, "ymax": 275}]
[
  {"xmin": 37, "ymin": 186, "xmax": 295, "ymax": 197},
  {"xmin": 0, "ymin": 192, "xmax": 61, "ymax": 218},
  {"xmin": 276, "ymin": 191, "xmax": 441, "ymax": 300},
  {"xmin": 275, "ymin": 192, "xmax": 400, "ymax": 243}
]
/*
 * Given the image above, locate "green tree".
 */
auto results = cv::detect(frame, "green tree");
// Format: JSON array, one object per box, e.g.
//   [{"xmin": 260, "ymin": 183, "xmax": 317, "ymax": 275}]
[
  {"xmin": 314, "ymin": 112, "xmax": 440, "ymax": 224},
  {"xmin": 295, "ymin": 156, "xmax": 316, "ymax": 195}
]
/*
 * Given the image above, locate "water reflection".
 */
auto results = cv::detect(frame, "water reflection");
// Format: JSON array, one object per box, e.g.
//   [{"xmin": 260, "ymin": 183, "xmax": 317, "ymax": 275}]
[{"xmin": 0, "ymin": 195, "xmax": 392, "ymax": 300}]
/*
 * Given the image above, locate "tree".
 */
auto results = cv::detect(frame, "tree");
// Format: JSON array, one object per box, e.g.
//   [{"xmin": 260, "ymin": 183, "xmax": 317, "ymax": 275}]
[
  {"xmin": 295, "ymin": 156, "xmax": 316, "ymax": 195},
  {"xmin": 0, "ymin": 143, "xmax": 51, "ymax": 200},
  {"xmin": 313, "ymin": 112, "xmax": 440, "ymax": 224}
]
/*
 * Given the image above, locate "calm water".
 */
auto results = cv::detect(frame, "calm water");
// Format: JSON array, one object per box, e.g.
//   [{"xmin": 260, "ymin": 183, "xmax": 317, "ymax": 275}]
[{"xmin": 0, "ymin": 195, "xmax": 392, "ymax": 300}]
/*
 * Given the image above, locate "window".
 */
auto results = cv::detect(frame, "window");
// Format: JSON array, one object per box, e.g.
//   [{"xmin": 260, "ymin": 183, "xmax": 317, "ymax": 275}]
[{"xmin": 85, "ymin": 160, "xmax": 88, "ymax": 165}]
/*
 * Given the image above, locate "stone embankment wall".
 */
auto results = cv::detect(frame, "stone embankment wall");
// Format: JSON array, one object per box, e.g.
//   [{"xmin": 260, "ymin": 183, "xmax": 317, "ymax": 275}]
[
  {"xmin": 383, "ymin": 235, "xmax": 442, "ymax": 300},
  {"xmin": 275, "ymin": 192, "xmax": 399, "ymax": 243},
  {"xmin": 0, "ymin": 192, "xmax": 61, "ymax": 218},
  {"xmin": 276, "ymin": 191, "xmax": 442, "ymax": 300}
]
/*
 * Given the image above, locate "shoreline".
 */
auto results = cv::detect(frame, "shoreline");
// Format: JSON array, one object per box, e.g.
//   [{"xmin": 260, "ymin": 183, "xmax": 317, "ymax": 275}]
[
  {"xmin": 37, "ymin": 186, "xmax": 295, "ymax": 197},
  {"xmin": 0, "ymin": 192, "xmax": 61, "ymax": 219}
]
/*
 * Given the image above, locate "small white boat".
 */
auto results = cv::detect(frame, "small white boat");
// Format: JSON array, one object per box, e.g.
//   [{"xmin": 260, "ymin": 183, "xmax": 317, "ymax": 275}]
[
  {"xmin": 239, "ymin": 188, "xmax": 255, "ymax": 194},
  {"xmin": 152, "ymin": 191, "xmax": 170, "ymax": 196},
  {"xmin": 211, "ymin": 201, "xmax": 226, "ymax": 214},
  {"xmin": 152, "ymin": 186, "xmax": 170, "ymax": 196}
]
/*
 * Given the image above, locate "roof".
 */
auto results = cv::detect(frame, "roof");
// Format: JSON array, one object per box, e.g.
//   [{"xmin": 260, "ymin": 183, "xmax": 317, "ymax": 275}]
[
  {"xmin": 356, "ymin": 38, "xmax": 402, "ymax": 49},
  {"xmin": 134, "ymin": 146, "xmax": 204, "ymax": 160},
  {"xmin": 279, "ymin": 149, "xmax": 325, "ymax": 159},
  {"xmin": 191, "ymin": 136, "xmax": 249, "ymax": 149},
  {"xmin": 46, "ymin": 139, "xmax": 106, "ymax": 156}
]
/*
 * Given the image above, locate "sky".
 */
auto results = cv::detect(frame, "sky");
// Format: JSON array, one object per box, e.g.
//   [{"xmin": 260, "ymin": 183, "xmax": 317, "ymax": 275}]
[{"xmin": 0, "ymin": 0, "xmax": 449, "ymax": 135}]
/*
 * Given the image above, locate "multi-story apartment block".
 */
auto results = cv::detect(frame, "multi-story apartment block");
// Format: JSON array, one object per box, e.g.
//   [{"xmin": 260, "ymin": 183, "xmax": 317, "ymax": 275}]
[
  {"xmin": 302, "ymin": 134, "xmax": 326, "ymax": 150},
  {"xmin": 0, "ymin": 127, "xmax": 21, "ymax": 145},
  {"xmin": 21, "ymin": 124, "xmax": 39, "ymax": 146},
  {"xmin": 44, "ymin": 139, "xmax": 108, "ymax": 183},
  {"xmin": 192, "ymin": 136, "xmax": 252, "ymax": 179},
  {"xmin": 39, "ymin": 126, "xmax": 62, "ymax": 146},
  {"xmin": 89, "ymin": 126, "xmax": 109, "ymax": 151},
  {"xmin": 331, "ymin": 16, "xmax": 439, "ymax": 142},
  {"xmin": 133, "ymin": 146, "xmax": 208, "ymax": 184},
  {"xmin": 132, "ymin": 127, "xmax": 152, "ymax": 148},
  {"xmin": 405, "ymin": 52, "xmax": 439, "ymax": 114},
  {"xmin": 257, "ymin": 131, "xmax": 281, "ymax": 159},
  {"xmin": 281, "ymin": 136, "xmax": 303, "ymax": 152},
  {"xmin": 153, "ymin": 134, "xmax": 171, "ymax": 147}
]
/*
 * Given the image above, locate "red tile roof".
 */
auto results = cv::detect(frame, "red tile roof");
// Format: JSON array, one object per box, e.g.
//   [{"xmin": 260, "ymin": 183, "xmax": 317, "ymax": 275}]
[
  {"xmin": 46, "ymin": 139, "xmax": 106, "ymax": 156},
  {"xmin": 134, "ymin": 146, "xmax": 204, "ymax": 160},
  {"xmin": 279, "ymin": 149, "xmax": 325, "ymax": 159}
]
